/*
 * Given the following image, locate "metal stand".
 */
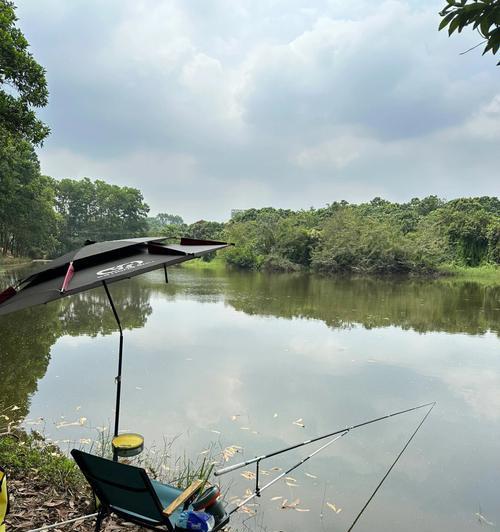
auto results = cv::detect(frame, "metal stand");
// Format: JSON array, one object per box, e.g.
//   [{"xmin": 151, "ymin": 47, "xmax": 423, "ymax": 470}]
[
  {"xmin": 102, "ymin": 281, "xmax": 123, "ymax": 461},
  {"xmin": 101, "ymin": 271, "xmax": 170, "ymax": 461}
]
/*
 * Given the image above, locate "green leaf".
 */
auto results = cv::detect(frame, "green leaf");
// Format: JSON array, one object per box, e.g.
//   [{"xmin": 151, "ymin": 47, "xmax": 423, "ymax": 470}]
[
  {"xmin": 482, "ymin": 40, "xmax": 493, "ymax": 53},
  {"xmin": 480, "ymin": 17, "xmax": 492, "ymax": 36},
  {"xmin": 448, "ymin": 16, "xmax": 461, "ymax": 34},
  {"xmin": 439, "ymin": 12, "xmax": 456, "ymax": 30}
]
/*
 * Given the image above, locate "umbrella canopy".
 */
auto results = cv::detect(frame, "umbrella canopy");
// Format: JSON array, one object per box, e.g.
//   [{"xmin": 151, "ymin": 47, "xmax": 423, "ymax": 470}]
[
  {"xmin": 0, "ymin": 237, "xmax": 229, "ymax": 315},
  {"xmin": 0, "ymin": 236, "xmax": 230, "ymax": 452}
]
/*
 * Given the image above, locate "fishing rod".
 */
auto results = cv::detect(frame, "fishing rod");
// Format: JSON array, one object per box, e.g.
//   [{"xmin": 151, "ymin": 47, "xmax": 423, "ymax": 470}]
[
  {"xmin": 228, "ymin": 431, "xmax": 349, "ymax": 516},
  {"xmin": 215, "ymin": 401, "xmax": 435, "ymax": 477}
]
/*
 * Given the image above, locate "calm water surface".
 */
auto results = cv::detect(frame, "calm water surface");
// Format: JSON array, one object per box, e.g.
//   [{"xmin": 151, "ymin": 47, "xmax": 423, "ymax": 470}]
[{"xmin": 1, "ymin": 265, "xmax": 499, "ymax": 532}]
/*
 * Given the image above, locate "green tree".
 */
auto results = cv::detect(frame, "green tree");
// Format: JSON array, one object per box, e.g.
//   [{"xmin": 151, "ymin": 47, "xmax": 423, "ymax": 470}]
[
  {"xmin": 0, "ymin": 137, "xmax": 58, "ymax": 257},
  {"xmin": 147, "ymin": 213, "xmax": 185, "ymax": 236},
  {"xmin": 184, "ymin": 220, "xmax": 225, "ymax": 261},
  {"xmin": 186, "ymin": 220, "xmax": 224, "ymax": 241},
  {"xmin": 157, "ymin": 213, "xmax": 184, "ymax": 226},
  {"xmin": 223, "ymin": 220, "xmax": 262, "ymax": 269},
  {"xmin": 439, "ymin": 0, "xmax": 500, "ymax": 65},
  {"xmin": 54, "ymin": 177, "xmax": 150, "ymax": 253},
  {"xmin": 433, "ymin": 197, "xmax": 500, "ymax": 265},
  {"xmin": 0, "ymin": 0, "xmax": 50, "ymax": 144}
]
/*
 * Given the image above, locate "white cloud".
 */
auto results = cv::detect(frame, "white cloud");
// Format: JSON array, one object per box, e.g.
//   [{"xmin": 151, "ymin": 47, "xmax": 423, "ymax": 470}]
[
  {"xmin": 14, "ymin": 0, "xmax": 499, "ymax": 219},
  {"xmin": 294, "ymin": 134, "xmax": 369, "ymax": 169}
]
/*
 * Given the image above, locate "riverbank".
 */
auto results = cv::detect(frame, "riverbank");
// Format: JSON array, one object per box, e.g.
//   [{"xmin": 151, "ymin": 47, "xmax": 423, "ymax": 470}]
[
  {"xmin": 0, "ymin": 430, "xmax": 96, "ymax": 530},
  {"xmin": 438, "ymin": 264, "xmax": 500, "ymax": 284},
  {"xmin": 0, "ymin": 426, "xmax": 221, "ymax": 531},
  {"xmin": 0, "ymin": 256, "xmax": 33, "ymax": 270},
  {"xmin": 179, "ymin": 256, "xmax": 226, "ymax": 270}
]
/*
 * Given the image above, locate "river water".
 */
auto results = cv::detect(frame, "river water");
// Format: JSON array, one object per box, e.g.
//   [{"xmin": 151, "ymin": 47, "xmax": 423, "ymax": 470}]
[{"xmin": 1, "ymin": 265, "xmax": 499, "ymax": 532}]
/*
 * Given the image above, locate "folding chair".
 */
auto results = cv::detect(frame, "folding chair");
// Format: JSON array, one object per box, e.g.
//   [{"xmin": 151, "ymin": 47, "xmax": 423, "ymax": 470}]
[{"xmin": 71, "ymin": 450, "xmax": 228, "ymax": 531}]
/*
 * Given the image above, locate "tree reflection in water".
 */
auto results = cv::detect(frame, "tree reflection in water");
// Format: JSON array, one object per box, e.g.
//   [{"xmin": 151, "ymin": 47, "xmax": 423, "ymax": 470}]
[
  {"xmin": 0, "ymin": 265, "xmax": 498, "ymax": 425},
  {"xmin": 0, "ymin": 277, "xmax": 153, "ymax": 418}
]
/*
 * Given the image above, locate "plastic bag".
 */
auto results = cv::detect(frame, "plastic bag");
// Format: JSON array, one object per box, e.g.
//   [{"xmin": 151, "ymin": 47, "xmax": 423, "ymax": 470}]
[{"xmin": 177, "ymin": 510, "xmax": 215, "ymax": 531}]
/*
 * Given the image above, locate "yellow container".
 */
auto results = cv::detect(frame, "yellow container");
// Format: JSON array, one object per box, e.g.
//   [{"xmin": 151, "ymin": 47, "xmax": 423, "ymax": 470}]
[{"xmin": 112, "ymin": 433, "xmax": 144, "ymax": 458}]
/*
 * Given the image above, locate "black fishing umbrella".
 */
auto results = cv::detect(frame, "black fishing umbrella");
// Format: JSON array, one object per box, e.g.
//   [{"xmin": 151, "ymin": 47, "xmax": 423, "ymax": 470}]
[{"xmin": 0, "ymin": 236, "xmax": 229, "ymax": 449}]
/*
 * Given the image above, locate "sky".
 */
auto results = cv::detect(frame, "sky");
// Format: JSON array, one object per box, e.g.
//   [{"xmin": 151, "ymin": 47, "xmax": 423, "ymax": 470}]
[{"xmin": 16, "ymin": 0, "xmax": 500, "ymax": 222}]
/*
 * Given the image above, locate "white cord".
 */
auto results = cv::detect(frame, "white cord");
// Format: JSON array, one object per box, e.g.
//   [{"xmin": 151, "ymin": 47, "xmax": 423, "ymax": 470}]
[{"xmin": 27, "ymin": 512, "xmax": 98, "ymax": 532}]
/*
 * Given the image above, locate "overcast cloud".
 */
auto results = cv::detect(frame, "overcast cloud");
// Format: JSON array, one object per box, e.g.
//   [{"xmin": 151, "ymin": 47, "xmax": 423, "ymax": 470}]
[{"xmin": 16, "ymin": 0, "xmax": 499, "ymax": 221}]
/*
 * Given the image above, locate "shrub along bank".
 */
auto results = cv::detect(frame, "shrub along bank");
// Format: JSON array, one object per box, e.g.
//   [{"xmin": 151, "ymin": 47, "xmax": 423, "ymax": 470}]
[{"xmin": 156, "ymin": 197, "xmax": 499, "ymax": 276}]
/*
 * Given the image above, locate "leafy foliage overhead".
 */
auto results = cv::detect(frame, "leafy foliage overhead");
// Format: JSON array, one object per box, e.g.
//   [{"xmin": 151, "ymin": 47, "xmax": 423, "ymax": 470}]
[
  {"xmin": 439, "ymin": 0, "xmax": 500, "ymax": 65},
  {"xmin": 0, "ymin": 0, "xmax": 49, "ymax": 144}
]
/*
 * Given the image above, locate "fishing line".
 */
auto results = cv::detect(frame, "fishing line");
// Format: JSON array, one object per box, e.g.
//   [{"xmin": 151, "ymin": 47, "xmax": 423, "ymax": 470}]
[
  {"xmin": 346, "ymin": 401, "xmax": 436, "ymax": 531},
  {"xmin": 215, "ymin": 401, "xmax": 435, "ymax": 477}
]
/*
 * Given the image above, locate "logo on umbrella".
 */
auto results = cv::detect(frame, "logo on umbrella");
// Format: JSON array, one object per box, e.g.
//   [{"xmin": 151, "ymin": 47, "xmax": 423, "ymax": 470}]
[{"xmin": 97, "ymin": 260, "xmax": 152, "ymax": 278}]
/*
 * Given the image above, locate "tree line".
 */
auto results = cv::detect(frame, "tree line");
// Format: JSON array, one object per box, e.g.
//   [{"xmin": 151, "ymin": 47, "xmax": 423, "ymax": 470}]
[
  {"xmin": 0, "ymin": 138, "xmax": 150, "ymax": 257},
  {"xmin": 1, "ymin": 0, "xmax": 498, "ymax": 273},
  {"xmin": 148, "ymin": 196, "xmax": 500, "ymax": 274},
  {"xmin": 1, "ymin": 128, "xmax": 498, "ymax": 274}
]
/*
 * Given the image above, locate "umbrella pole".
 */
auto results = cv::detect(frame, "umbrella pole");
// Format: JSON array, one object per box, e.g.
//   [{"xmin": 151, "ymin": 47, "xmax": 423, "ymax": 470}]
[{"xmin": 102, "ymin": 281, "xmax": 123, "ymax": 461}]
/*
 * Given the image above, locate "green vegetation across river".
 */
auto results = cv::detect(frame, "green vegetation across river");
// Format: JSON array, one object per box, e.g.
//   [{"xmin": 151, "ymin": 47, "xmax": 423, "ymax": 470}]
[
  {"xmin": 1, "ymin": 136, "xmax": 498, "ymax": 279},
  {"xmin": 171, "ymin": 198, "xmax": 500, "ymax": 276}
]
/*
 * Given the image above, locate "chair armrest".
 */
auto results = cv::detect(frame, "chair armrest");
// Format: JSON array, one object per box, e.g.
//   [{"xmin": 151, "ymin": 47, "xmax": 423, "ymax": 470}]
[{"xmin": 162, "ymin": 479, "xmax": 203, "ymax": 517}]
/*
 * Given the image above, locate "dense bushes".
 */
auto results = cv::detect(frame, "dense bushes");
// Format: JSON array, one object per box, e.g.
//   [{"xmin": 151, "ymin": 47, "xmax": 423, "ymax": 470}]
[
  {"xmin": 311, "ymin": 209, "xmax": 415, "ymax": 274},
  {"xmin": 221, "ymin": 197, "xmax": 500, "ymax": 275}
]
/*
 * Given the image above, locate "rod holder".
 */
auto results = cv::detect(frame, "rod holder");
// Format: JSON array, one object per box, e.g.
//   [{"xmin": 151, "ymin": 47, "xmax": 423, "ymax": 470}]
[{"xmin": 255, "ymin": 459, "xmax": 261, "ymax": 497}]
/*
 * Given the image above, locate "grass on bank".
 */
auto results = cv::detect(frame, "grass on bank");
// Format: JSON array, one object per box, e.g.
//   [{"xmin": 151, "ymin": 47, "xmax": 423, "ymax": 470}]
[
  {"xmin": 0, "ymin": 256, "xmax": 33, "ymax": 270},
  {"xmin": 179, "ymin": 255, "xmax": 500, "ymax": 284},
  {"xmin": 0, "ymin": 429, "xmax": 218, "ymax": 492},
  {"xmin": 0, "ymin": 425, "xmax": 225, "ymax": 530},
  {"xmin": 438, "ymin": 264, "xmax": 500, "ymax": 284},
  {"xmin": 179, "ymin": 255, "xmax": 226, "ymax": 271},
  {"xmin": 0, "ymin": 429, "xmax": 93, "ymax": 530},
  {"xmin": 0, "ymin": 430, "xmax": 85, "ymax": 493}
]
